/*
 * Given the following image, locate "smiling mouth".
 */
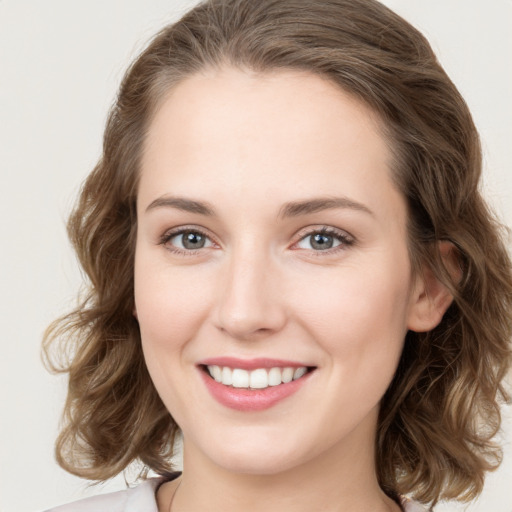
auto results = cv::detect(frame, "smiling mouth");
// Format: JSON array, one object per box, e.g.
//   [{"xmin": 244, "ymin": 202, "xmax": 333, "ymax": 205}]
[{"xmin": 202, "ymin": 365, "xmax": 315, "ymax": 390}]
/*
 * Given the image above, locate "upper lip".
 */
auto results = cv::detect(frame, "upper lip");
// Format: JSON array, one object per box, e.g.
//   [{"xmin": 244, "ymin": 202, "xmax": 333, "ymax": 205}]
[{"xmin": 198, "ymin": 357, "xmax": 314, "ymax": 371}]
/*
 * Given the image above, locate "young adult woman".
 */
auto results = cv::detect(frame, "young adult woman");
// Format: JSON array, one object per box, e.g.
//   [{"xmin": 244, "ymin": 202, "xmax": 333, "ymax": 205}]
[{"xmin": 43, "ymin": 1, "xmax": 512, "ymax": 511}]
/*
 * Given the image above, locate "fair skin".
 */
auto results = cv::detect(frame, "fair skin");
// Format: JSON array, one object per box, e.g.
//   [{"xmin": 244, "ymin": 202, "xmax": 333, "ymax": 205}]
[{"xmin": 134, "ymin": 67, "xmax": 450, "ymax": 512}]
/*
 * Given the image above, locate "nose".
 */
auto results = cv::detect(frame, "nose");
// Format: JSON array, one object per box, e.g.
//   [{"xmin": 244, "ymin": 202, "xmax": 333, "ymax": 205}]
[{"xmin": 214, "ymin": 247, "xmax": 287, "ymax": 341}]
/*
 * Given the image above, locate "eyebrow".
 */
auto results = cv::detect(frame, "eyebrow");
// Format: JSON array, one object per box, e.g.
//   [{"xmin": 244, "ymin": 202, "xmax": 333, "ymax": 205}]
[
  {"xmin": 279, "ymin": 196, "xmax": 374, "ymax": 218},
  {"xmin": 146, "ymin": 196, "xmax": 215, "ymax": 215},
  {"xmin": 145, "ymin": 195, "xmax": 373, "ymax": 218}
]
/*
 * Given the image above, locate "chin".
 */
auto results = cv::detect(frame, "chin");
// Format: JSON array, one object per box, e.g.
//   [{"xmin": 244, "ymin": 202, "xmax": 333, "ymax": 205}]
[
  {"xmin": 211, "ymin": 448, "xmax": 305, "ymax": 476},
  {"xmin": 193, "ymin": 426, "xmax": 316, "ymax": 476}
]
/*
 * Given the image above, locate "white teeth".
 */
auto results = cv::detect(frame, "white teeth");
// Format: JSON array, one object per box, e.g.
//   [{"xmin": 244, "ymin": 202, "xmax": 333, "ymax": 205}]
[
  {"xmin": 232, "ymin": 369, "xmax": 249, "ymax": 388},
  {"xmin": 293, "ymin": 367, "xmax": 307, "ymax": 380},
  {"xmin": 221, "ymin": 366, "xmax": 232, "ymax": 385},
  {"xmin": 268, "ymin": 367, "xmax": 282, "ymax": 386},
  {"xmin": 211, "ymin": 365, "xmax": 222, "ymax": 382},
  {"xmin": 206, "ymin": 365, "xmax": 309, "ymax": 389},
  {"xmin": 249, "ymin": 368, "xmax": 268, "ymax": 389},
  {"xmin": 282, "ymin": 367, "xmax": 294, "ymax": 383}
]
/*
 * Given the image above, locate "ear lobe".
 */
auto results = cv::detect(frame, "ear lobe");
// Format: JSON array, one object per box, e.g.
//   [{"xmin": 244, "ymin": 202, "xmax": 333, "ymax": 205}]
[{"xmin": 407, "ymin": 241, "xmax": 460, "ymax": 333}]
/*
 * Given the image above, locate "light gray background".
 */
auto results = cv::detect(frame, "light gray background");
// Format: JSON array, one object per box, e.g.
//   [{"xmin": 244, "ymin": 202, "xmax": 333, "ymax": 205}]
[{"xmin": 1, "ymin": 1, "xmax": 511, "ymax": 511}]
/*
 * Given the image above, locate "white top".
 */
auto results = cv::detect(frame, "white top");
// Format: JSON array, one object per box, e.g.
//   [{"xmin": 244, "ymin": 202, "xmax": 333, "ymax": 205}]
[
  {"xmin": 45, "ymin": 478, "xmax": 429, "ymax": 512},
  {"xmin": 45, "ymin": 479, "xmax": 162, "ymax": 512}
]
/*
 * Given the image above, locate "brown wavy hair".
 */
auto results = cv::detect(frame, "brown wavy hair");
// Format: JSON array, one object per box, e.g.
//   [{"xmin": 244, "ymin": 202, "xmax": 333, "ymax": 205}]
[{"xmin": 43, "ymin": 0, "xmax": 512, "ymax": 506}]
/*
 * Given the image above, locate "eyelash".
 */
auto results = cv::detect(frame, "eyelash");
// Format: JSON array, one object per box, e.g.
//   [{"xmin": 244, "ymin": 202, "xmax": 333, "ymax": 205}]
[
  {"xmin": 159, "ymin": 227, "xmax": 215, "ymax": 256},
  {"xmin": 159, "ymin": 226, "xmax": 355, "ymax": 257},
  {"xmin": 293, "ymin": 226, "xmax": 355, "ymax": 256}
]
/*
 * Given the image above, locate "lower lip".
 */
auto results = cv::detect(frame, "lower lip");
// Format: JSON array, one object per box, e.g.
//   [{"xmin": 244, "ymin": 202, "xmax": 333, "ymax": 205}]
[{"xmin": 199, "ymin": 368, "xmax": 312, "ymax": 411}]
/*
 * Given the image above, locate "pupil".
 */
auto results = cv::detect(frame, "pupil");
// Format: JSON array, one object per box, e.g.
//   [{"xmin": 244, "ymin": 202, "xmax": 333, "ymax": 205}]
[
  {"xmin": 312, "ymin": 233, "xmax": 333, "ymax": 250},
  {"xmin": 183, "ymin": 232, "xmax": 205, "ymax": 249}
]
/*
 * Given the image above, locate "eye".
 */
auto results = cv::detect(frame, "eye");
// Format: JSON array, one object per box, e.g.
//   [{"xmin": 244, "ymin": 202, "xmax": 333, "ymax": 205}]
[
  {"xmin": 161, "ymin": 228, "xmax": 215, "ymax": 253},
  {"xmin": 295, "ymin": 227, "xmax": 354, "ymax": 252}
]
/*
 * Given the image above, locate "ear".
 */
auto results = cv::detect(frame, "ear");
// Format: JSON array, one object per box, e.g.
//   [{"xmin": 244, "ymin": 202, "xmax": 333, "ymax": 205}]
[{"xmin": 407, "ymin": 241, "xmax": 461, "ymax": 333}]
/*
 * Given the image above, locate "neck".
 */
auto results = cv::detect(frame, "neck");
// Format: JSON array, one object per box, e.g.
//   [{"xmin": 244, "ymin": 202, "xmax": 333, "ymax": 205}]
[{"xmin": 167, "ymin": 416, "xmax": 399, "ymax": 512}]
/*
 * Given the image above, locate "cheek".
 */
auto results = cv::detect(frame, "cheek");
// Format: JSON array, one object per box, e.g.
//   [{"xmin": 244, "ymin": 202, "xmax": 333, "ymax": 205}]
[
  {"xmin": 287, "ymin": 264, "xmax": 412, "ymax": 437},
  {"xmin": 134, "ymin": 255, "xmax": 215, "ymax": 423},
  {"xmin": 291, "ymin": 256, "xmax": 412, "ymax": 374},
  {"xmin": 134, "ymin": 255, "xmax": 213, "ymax": 354}
]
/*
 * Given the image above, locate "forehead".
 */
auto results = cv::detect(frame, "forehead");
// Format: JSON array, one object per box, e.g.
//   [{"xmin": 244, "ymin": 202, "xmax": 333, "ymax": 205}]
[
  {"xmin": 143, "ymin": 67, "xmax": 388, "ymax": 166},
  {"xmin": 139, "ymin": 67, "xmax": 404, "ymax": 226}
]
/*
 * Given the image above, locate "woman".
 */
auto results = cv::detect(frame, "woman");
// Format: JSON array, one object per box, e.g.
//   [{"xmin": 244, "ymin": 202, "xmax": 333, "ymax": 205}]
[{"xmin": 43, "ymin": 0, "xmax": 512, "ymax": 510}]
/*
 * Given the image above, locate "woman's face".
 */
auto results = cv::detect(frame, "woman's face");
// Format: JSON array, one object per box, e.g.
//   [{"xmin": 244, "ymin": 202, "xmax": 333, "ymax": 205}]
[{"xmin": 134, "ymin": 67, "xmax": 423, "ymax": 475}]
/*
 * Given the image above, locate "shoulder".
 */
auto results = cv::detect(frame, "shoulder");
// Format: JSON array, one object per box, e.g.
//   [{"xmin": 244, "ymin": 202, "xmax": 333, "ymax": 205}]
[
  {"xmin": 44, "ymin": 478, "xmax": 165, "ymax": 512},
  {"xmin": 402, "ymin": 497, "xmax": 431, "ymax": 512}
]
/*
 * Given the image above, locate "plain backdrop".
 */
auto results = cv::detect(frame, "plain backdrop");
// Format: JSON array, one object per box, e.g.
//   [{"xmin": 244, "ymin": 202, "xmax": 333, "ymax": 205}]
[{"xmin": 0, "ymin": 1, "xmax": 511, "ymax": 511}]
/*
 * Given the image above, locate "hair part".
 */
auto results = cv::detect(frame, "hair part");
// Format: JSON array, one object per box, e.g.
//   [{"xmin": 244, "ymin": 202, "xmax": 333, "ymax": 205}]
[{"xmin": 43, "ymin": 0, "xmax": 512, "ymax": 504}]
